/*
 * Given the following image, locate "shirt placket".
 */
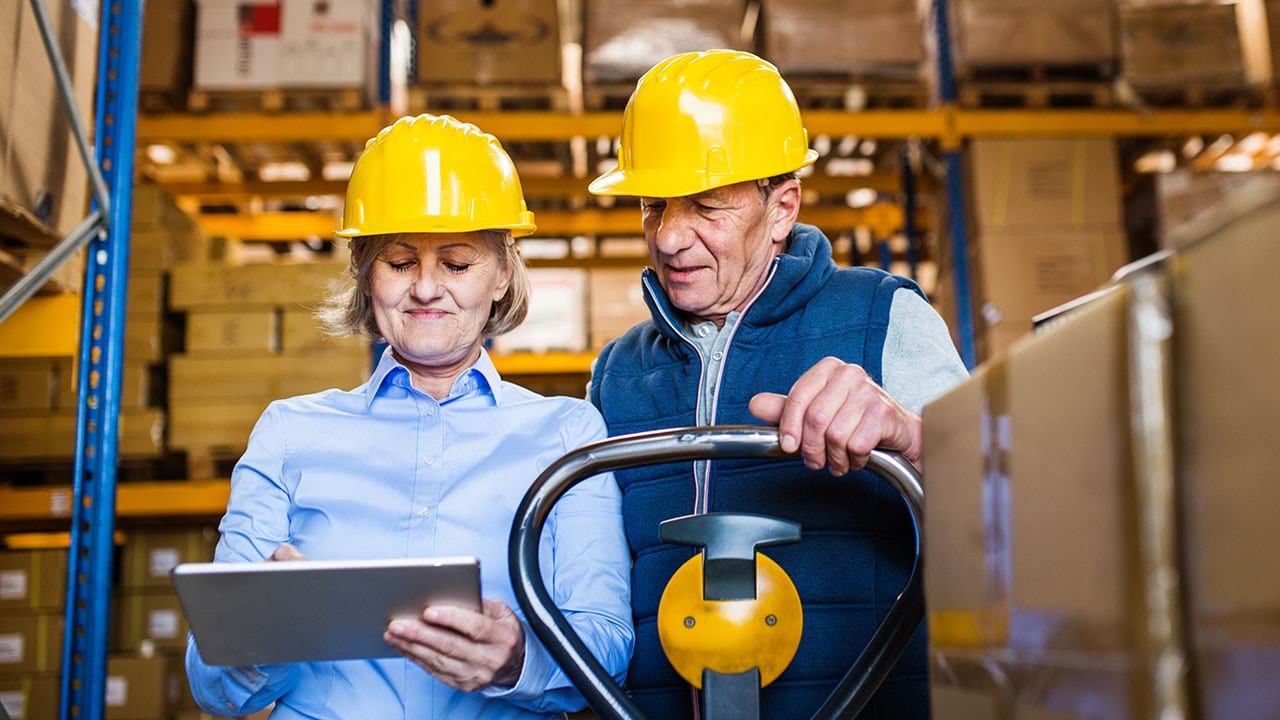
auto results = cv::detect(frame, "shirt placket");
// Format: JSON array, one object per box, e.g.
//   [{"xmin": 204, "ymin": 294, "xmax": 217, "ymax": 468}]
[{"xmin": 410, "ymin": 395, "xmax": 444, "ymax": 558}]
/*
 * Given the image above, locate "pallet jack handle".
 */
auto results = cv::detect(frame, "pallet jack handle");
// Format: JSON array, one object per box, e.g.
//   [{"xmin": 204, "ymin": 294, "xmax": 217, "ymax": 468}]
[{"xmin": 509, "ymin": 426, "xmax": 925, "ymax": 720}]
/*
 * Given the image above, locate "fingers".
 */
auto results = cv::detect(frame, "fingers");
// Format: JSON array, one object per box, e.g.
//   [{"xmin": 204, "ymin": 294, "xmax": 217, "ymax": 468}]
[
  {"xmin": 384, "ymin": 601, "xmax": 525, "ymax": 691},
  {"xmin": 384, "ymin": 621, "xmax": 486, "ymax": 690},
  {"xmin": 748, "ymin": 392, "xmax": 786, "ymax": 425},
  {"xmin": 269, "ymin": 544, "xmax": 306, "ymax": 562},
  {"xmin": 776, "ymin": 357, "xmax": 842, "ymax": 454}
]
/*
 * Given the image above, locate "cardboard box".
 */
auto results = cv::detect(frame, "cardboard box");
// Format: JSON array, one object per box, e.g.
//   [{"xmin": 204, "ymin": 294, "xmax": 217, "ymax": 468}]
[
  {"xmin": 0, "ymin": 410, "xmax": 164, "ymax": 461},
  {"xmin": 587, "ymin": 268, "xmax": 650, "ymax": 349},
  {"xmin": 115, "ymin": 591, "xmax": 189, "ymax": 653},
  {"xmin": 417, "ymin": 0, "xmax": 560, "ymax": 85},
  {"xmin": 928, "ymin": 652, "xmax": 1009, "ymax": 720},
  {"xmin": 0, "ymin": 1, "xmax": 96, "ymax": 235},
  {"xmin": 132, "ymin": 185, "xmax": 203, "ymax": 238},
  {"xmin": 0, "ymin": 613, "xmax": 63, "ymax": 674},
  {"xmin": 168, "ymin": 400, "xmax": 267, "ymax": 450},
  {"xmin": 141, "ymin": 0, "xmax": 195, "ymax": 95},
  {"xmin": 126, "ymin": 316, "xmax": 166, "ymax": 363},
  {"xmin": 106, "ymin": 655, "xmax": 174, "ymax": 720},
  {"xmin": 0, "ymin": 673, "xmax": 59, "ymax": 720},
  {"xmin": 584, "ymin": 0, "xmax": 744, "ymax": 83},
  {"xmin": 127, "ymin": 272, "xmax": 165, "ymax": 319},
  {"xmin": 947, "ymin": 0, "xmax": 1117, "ymax": 69},
  {"xmin": 1119, "ymin": 3, "xmax": 1259, "ymax": 88},
  {"xmin": 1170, "ymin": 188, "xmax": 1280, "ymax": 718},
  {"xmin": 169, "ymin": 262, "xmax": 341, "ymax": 308},
  {"xmin": 0, "ymin": 359, "xmax": 71, "ymax": 413},
  {"xmin": 491, "ymin": 269, "xmax": 587, "ymax": 354},
  {"xmin": 281, "ymin": 309, "xmax": 367, "ymax": 353},
  {"xmin": 969, "ymin": 138, "xmax": 1123, "ymax": 232},
  {"xmin": 195, "ymin": 0, "xmax": 377, "ymax": 91},
  {"xmin": 121, "ymin": 528, "xmax": 219, "ymax": 591},
  {"xmin": 0, "ymin": 550, "xmax": 66, "ymax": 615},
  {"xmin": 1154, "ymin": 171, "xmax": 1280, "ymax": 248},
  {"xmin": 185, "ymin": 309, "xmax": 280, "ymax": 353},
  {"xmin": 762, "ymin": 0, "xmax": 923, "ymax": 77},
  {"xmin": 923, "ymin": 362, "xmax": 1008, "ymax": 650},
  {"xmin": 169, "ymin": 352, "xmax": 369, "ymax": 401}
]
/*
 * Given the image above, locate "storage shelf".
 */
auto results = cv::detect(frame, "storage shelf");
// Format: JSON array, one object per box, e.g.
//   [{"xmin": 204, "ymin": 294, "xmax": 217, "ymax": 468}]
[
  {"xmin": 492, "ymin": 351, "xmax": 595, "ymax": 375},
  {"xmin": 0, "ymin": 480, "xmax": 231, "ymax": 523},
  {"xmin": 137, "ymin": 108, "xmax": 1280, "ymax": 145}
]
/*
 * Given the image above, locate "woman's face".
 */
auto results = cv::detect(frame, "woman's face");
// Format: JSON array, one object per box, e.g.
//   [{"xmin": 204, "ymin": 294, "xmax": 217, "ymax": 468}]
[{"xmin": 369, "ymin": 232, "xmax": 510, "ymax": 371}]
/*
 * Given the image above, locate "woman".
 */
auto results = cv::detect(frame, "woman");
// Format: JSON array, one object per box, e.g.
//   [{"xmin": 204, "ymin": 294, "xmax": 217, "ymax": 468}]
[{"xmin": 186, "ymin": 114, "xmax": 633, "ymax": 718}]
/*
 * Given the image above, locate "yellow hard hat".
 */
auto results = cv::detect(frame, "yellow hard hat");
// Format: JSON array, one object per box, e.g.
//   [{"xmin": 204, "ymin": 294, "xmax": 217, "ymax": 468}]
[
  {"xmin": 588, "ymin": 50, "xmax": 818, "ymax": 199},
  {"xmin": 338, "ymin": 113, "xmax": 536, "ymax": 238}
]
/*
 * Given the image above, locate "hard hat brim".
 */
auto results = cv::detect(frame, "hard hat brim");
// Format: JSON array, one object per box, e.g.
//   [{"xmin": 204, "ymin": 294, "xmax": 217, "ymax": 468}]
[
  {"xmin": 336, "ymin": 217, "xmax": 537, "ymax": 239},
  {"xmin": 588, "ymin": 149, "xmax": 820, "ymax": 198}
]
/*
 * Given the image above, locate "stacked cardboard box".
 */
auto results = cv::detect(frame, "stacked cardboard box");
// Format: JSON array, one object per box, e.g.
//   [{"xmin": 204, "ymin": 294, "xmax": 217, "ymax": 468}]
[
  {"xmin": 167, "ymin": 261, "xmax": 369, "ymax": 458},
  {"xmin": 1118, "ymin": 0, "xmax": 1269, "ymax": 92},
  {"xmin": 140, "ymin": 0, "xmax": 196, "ymax": 103},
  {"xmin": 417, "ymin": 0, "xmax": 561, "ymax": 85},
  {"xmin": 762, "ymin": 0, "xmax": 924, "ymax": 79},
  {"xmin": 936, "ymin": 138, "xmax": 1128, "ymax": 359},
  {"xmin": 194, "ymin": 0, "xmax": 378, "ymax": 99},
  {"xmin": 939, "ymin": 0, "xmax": 1117, "ymax": 73},
  {"xmin": 583, "ymin": 0, "xmax": 747, "ymax": 84},
  {"xmin": 115, "ymin": 529, "xmax": 216, "ymax": 658},
  {"xmin": 586, "ymin": 268, "xmax": 650, "ymax": 350},
  {"xmin": 0, "ymin": 549, "xmax": 67, "ymax": 720},
  {"xmin": 491, "ymin": 269, "xmax": 588, "ymax": 354},
  {"xmin": 923, "ymin": 187, "xmax": 1280, "ymax": 718}
]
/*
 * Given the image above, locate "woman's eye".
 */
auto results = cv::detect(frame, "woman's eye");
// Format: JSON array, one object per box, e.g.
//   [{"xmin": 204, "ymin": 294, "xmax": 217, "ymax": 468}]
[
  {"xmin": 444, "ymin": 262, "xmax": 471, "ymax": 273},
  {"xmin": 389, "ymin": 260, "xmax": 415, "ymax": 272}
]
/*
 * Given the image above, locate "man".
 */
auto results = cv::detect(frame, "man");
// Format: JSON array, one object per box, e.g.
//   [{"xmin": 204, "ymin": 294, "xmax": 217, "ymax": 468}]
[{"xmin": 587, "ymin": 50, "xmax": 968, "ymax": 719}]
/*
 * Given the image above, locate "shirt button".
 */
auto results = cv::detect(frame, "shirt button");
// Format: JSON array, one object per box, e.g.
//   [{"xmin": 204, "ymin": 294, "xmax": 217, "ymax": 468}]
[
  {"xmin": 425, "ymin": 405, "xmax": 437, "ymax": 416},
  {"xmin": 424, "ymin": 456, "xmax": 435, "ymax": 465},
  {"xmin": 712, "ymin": 351, "xmax": 723, "ymax": 361},
  {"xmin": 419, "ymin": 506, "xmax": 431, "ymax": 517},
  {"xmin": 697, "ymin": 326, "xmax": 710, "ymax": 338}
]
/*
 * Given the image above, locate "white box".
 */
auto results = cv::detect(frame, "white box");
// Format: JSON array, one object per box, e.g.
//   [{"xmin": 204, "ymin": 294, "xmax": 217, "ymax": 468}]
[
  {"xmin": 196, "ymin": 0, "xmax": 375, "ymax": 90},
  {"xmin": 492, "ymin": 269, "xmax": 588, "ymax": 354}
]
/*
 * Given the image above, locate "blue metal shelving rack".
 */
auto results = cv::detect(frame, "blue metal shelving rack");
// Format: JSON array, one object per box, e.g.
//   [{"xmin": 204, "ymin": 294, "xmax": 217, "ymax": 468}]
[
  {"xmin": 57, "ymin": 0, "xmax": 143, "ymax": 717},
  {"xmin": 932, "ymin": 0, "xmax": 978, "ymax": 370}
]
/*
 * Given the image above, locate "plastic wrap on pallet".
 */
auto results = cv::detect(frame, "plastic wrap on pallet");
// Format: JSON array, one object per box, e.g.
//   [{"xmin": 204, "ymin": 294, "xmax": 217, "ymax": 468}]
[
  {"xmin": 927, "ymin": 0, "xmax": 1117, "ymax": 71},
  {"xmin": 1118, "ymin": 3, "xmax": 1258, "ymax": 88},
  {"xmin": 762, "ymin": 0, "xmax": 924, "ymax": 79},
  {"xmin": 583, "ymin": 0, "xmax": 748, "ymax": 84}
]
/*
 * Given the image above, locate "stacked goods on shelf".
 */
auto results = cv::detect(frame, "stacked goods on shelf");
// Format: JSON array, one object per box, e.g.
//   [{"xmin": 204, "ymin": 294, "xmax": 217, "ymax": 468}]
[
  {"xmin": 586, "ymin": 268, "xmax": 650, "ymax": 350},
  {"xmin": 492, "ymin": 269, "xmax": 588, "ymax": 354},
  {"xmin": 932, "ymin": 0, "xmax": 1117, "ymax": 72},
  {"xmin": 922, "ymin": 188, "xmax": 1280, "ymax": 718},
  {"xmin": 193, "ymin": 0, "xmax": 378, "ymax": 109},
  {"xmin": 934, "ymin": 138, "xmax": 1128, "ymax": 359},
  {"xmin": 416, "ymin": 0, "xmax": 561, "ymax": 85},
  {"xmin": 0, "ymin": 0, "xmax": 97, "ymax": 295},
  {"xmin": 167, "ymin": 260, "xmax": 369, "ymax": 475},
  {"xmin": 1154, "ymin": 170, "xmax": 1280, "ymax": 248},
  {"xmin": 583, "ymin": 0, "xmax": 748, "ymax": 87},
  {"xmin": 761, "ymin": 0, "xmax": 923, "ymax": 80},
  {"xmin": 112, "ymin": 527, "xmax": 219, "ymax": 718},
  {"xmin": 1117, "ymin": 0, "xmax": 1271, "ymax": 102},
  {"xmin": 0, "ymin": 549, "xmax": 67, "ymax": 720},
  {"xmin": 140, "ymin": 0, "xmax": 196, "ymax": 108}
]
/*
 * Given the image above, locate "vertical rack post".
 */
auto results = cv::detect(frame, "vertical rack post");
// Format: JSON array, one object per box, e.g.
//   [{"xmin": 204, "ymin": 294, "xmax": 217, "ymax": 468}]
[
  {"xmin": 900, "ymin": 145, "xmax": 919, "ymax": 282},
  {"xmin": 932, "ymin": 0, "xmax": 978, "ymax": 369},
  {"xmin": 59, "ymin": 1, "xmax": 143, "ymax": 718}
]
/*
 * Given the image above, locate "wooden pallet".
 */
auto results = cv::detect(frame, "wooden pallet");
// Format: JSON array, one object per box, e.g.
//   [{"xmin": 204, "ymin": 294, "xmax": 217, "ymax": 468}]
[
  {"xmin": 138, "ymin": 87, "xmax": 190, "ymax": 114},
  {"xmin": 954, "ymin": 63, "xmax": 1116, "ymax": 108},
  {"xmin": 0, "ymin": 456, "xmax": 181, "ymax": 487},
  {"xmin": 408, "ymin": 84, "xmax": 570, "ymax": 112},
  {"xmin": 789, "ymin": 76, "xmax": 930, "ymax": 110},
  {"xmin": 583, "ymin": 82, "xmax": 639, "ymax": 111},
  {"xmin": 186, "ymin": 87, "xmax": 366, "ymax": 113},
  {"xmin": 1123, "ymin": 81, "xmax": 1273, "ymax": 109}
]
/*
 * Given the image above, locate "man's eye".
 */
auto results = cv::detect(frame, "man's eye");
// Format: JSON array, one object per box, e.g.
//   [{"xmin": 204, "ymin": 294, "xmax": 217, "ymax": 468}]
[
  {"xmin": 694, "ymin": 202, "xmax": 717, "ymax": 212},
  {"xmin": 643, "ymin": 201, "xmax": 667, "ymax": 212}
]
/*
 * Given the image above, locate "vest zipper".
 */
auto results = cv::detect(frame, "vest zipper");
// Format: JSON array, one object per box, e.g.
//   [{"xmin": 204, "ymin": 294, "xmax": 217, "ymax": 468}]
[
  {"xmin": 697, "ymin": 259, "xmax": 782, "ymax": 514},
  {"xmin": 640, "ymin": 273, "xmax": 710, "ymax": 511}
]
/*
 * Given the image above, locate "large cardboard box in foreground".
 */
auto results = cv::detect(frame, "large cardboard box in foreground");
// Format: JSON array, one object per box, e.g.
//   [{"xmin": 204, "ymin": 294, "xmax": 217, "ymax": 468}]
[
  {"xmin": 923, "ymin": 186, "xmax": 1280, "ymax": 718},
  {"xmin": 0, "ymin": 1, "xmax": 97, "ymax": 235},
  {"xmin": 417, "ymin": 0, "xmax": 561, "ymax": 85}
]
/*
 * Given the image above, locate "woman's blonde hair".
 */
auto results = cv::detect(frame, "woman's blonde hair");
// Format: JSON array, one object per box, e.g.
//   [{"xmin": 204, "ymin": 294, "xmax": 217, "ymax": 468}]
[{"xmin": 316, "ymin": 230, "xmax": 529, "ymax": 341}]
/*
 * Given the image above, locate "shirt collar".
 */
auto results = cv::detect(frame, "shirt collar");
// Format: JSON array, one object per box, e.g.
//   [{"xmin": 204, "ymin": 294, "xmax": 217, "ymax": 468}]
[{"xmin": 364, "ymin": 346, "xmax": 504, "ymax": 407}]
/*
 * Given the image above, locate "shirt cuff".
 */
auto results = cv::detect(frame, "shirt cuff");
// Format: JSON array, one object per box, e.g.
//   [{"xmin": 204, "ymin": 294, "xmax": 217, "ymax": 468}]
[{"xmin": 479, "ymin": 621, "xmax": 555, "ymax": 703}]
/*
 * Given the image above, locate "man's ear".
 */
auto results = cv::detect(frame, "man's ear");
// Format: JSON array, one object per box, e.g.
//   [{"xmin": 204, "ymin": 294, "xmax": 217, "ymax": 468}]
[{"xmin": 767, "ymin": 179, "xmax": 802, "ymax": 244}]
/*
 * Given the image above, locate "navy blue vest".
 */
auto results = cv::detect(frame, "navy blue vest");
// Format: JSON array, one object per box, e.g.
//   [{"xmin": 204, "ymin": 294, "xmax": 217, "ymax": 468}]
[{"xmin": 588, "ymin": 225, "xmax": 930, "ymax": 720}]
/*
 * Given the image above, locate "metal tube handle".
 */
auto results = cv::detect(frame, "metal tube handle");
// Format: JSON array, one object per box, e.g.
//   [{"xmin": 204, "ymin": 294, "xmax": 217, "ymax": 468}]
[{"xmin": 508, "ymin": 426, "xmax": 925, "ymax": 720}]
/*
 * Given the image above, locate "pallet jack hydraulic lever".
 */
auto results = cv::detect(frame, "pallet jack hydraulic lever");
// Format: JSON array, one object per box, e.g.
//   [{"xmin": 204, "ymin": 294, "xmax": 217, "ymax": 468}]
[{"xmin": 509, "ymin": 426, "xmax": 925, "ymax": 720}]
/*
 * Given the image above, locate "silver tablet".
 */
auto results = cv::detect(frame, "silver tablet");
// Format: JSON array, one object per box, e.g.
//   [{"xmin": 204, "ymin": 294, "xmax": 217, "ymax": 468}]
[{"xmin": 172, "ymin": 557, "xmax": 481, "ymax": 666}]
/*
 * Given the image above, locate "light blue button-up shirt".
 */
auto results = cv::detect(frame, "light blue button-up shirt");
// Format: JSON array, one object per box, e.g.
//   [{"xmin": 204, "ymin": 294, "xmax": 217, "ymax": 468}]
[{"xmin": 186, "ymin": 348, "xmax": 633, "ymax": 719}]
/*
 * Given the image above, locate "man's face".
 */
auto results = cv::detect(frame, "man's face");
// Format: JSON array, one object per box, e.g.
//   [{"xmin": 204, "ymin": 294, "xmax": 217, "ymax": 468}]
[{"xmin": 640, "ymin": 180, "xmax": 796, "ymax": 325}]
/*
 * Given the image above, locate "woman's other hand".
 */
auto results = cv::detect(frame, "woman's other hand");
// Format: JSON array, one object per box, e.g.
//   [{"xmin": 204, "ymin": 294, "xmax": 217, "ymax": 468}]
[
  {"xmin": 384, "ymin": 599, "xmax": 525, "ymax": 691},
  {"xmin": 268, "ymin": 544, "xmax": 307, "ymax": 562}
]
